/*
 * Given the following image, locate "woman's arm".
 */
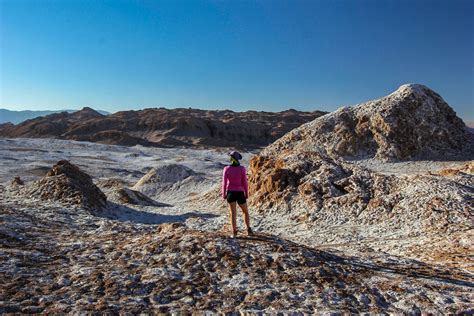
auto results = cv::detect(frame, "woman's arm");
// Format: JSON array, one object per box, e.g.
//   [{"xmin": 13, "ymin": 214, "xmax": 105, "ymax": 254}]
[
  {"xmin": 242, "ymin": 167, "xmax": 249, "ymax": 198},
  {"xmin": 221, "ymin": 167, "xmax": 228, "ymax": 199}
]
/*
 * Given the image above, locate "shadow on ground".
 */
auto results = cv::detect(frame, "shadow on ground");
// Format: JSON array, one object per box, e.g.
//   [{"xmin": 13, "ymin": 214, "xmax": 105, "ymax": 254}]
[
  {"xmin": 97, "ymin": 202, "xmax": 219, "ymax": 225},
  {"xmin": 228, "ymin": 231, "xmax": 474, "ymax": 290}
]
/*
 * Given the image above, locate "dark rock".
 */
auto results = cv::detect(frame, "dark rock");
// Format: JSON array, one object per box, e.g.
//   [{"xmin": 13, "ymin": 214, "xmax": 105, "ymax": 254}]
[{"xmin": 11, "ymin": 176, "xmax": 24, "ymax": 185}]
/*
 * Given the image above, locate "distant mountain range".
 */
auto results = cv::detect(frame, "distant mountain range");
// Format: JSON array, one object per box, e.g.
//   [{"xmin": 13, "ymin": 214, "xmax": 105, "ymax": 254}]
[
  {"xmin": 0, "ymin": 107, "xmax": 326, "ymax": 149},
  {"xmin": 0, "ymin": 108, "xmax": 110, "ymax": 124}
]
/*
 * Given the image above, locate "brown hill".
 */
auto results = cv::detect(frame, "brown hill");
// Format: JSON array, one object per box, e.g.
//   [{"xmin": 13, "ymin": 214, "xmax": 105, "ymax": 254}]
[{"xmin": 0, "ymin": 107, "xmax": 325, "ymax": 149}]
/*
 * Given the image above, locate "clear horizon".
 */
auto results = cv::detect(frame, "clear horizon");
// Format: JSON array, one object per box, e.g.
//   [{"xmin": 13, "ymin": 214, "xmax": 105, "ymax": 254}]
[{"xmin": 1, "ymin": 0, "xmax": 473, "ymax": 119}]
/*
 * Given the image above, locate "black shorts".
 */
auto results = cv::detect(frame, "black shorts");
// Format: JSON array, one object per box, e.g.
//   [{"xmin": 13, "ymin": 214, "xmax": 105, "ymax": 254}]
[{"xmin": 226, "ymin": 191, "xmax": 246, "ymax": 205}]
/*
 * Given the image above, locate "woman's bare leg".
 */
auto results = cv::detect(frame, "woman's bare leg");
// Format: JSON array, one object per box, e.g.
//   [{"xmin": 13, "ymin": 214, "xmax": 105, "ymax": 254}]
[
  {"xmin": 238, "ymin": 203, "xmax": 251, "ymax": 232},
  {"xmin": 228, "ymin": 202, "xmax": 237, "ymax": 236}
]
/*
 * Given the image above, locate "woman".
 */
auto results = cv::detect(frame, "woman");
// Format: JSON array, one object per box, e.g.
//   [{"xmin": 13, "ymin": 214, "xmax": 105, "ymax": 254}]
[{"xmin": 221, "ymin": 151, "xmax": 253, "ymax": 238}]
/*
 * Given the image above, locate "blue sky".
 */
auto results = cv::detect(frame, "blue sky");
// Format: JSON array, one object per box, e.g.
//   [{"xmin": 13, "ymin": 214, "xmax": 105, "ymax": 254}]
[{"xmin": 1, "ymin": 0, "xmax": 473, "ymax": 119}]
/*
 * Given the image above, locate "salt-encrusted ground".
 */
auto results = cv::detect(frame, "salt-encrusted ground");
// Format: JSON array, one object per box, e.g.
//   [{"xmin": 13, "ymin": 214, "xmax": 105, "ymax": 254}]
[{"xmin": 1, "ymin": 138, "xmax": 473, "ymax": 313}]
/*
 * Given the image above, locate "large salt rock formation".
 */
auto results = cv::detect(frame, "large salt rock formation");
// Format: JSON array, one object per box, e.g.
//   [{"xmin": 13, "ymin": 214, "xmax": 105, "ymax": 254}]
[
  {"xmin": 25, "ymin": 160, "xmax": 107, "ymax": 210},
  {"xmin": 263, "ymin": 84, "xmax": 469, "ymax": 161},
  {"xmin": 251, "ymin": 84, "xmax": 472, "ymax": 213},
  {"xmin": 249, "ymin": 85, "xmax": 473, "ymax": 261}
]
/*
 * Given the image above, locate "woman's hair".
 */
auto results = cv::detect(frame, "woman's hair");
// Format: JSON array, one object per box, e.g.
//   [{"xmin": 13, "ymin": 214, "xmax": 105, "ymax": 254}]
[{"xmin": 230, "ymin": 156, "xmax": 240, "ymax": 166}]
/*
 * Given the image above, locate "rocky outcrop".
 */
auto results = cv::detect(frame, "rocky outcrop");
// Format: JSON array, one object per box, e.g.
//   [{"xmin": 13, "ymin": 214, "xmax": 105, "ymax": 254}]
[
  {"xmin": 25, "ymin": 160, "xmax": 107, "ymax": 210},
  {"xmin": 249, "ymin": 152, "xmax": 362, "ymax": 211},
  {"xmin": 263, "ymin": 84, "xmax": 470, "ymax": 161},
  {"xmin": 0, "ymin": 107, "xmax": 326, "ymax": 150},
  {"xmin": 248, "ymin": 151, "xmax": 473, "ymax": 276},
  {"xmin": 249, "ymin": 152, "xmax": 472, "ymax": 231},
  {"xmin": 249, "ymin": 85, "xmax": 473, "ymax": 247}
]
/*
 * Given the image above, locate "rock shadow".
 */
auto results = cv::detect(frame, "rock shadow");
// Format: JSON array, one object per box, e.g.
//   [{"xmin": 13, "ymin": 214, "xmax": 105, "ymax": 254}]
[
  {"xmin": 342, "ymin": 257, "xmax": 474, "ymax": 288},
  {"xmin": 97, "ymin": 202, "xmax": 219, "ymax": 225}
]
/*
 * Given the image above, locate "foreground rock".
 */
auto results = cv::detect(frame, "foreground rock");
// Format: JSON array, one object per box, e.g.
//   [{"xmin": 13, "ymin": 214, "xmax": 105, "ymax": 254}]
[
  {"xmin": 249, "ymin": 153, "xmax": 473, "ymax": 268},
  {"xmin": 0, "ymin": 107, "xmax": 326, "ymax": 150},
  {"xmin": 0, "ymin": 199, "xmax": 471, "ymax": 313},
  {"xmin": 263, "ymin": 84, "xmax": 470, "ymax": 161},
  {"xmin": 21, "ymin": 160, "xmax": 107, "ymax": 210},
  {"xmin": 250, "ymin": 152, "xmax": 471, "ymax": 236}
]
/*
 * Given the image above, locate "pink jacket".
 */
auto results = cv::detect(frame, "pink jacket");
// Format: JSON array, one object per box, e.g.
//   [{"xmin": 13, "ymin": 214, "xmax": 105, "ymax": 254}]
[{"xmin": 221, "ymin": 165, "xmax": 249, "ymax": 198}]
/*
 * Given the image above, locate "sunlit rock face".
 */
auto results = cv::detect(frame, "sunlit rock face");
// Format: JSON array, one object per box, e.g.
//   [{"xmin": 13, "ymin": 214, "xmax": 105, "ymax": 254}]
[{"xmin": 261, "ymin": 84, "xmax": 469, "ymax": 161}]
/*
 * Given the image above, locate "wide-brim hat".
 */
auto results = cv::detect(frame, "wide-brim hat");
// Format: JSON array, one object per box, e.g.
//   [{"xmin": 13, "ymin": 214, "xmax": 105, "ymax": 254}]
[{"xmin": 229, "ymin": 151, "xmax": 242, "ymax": 160}]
